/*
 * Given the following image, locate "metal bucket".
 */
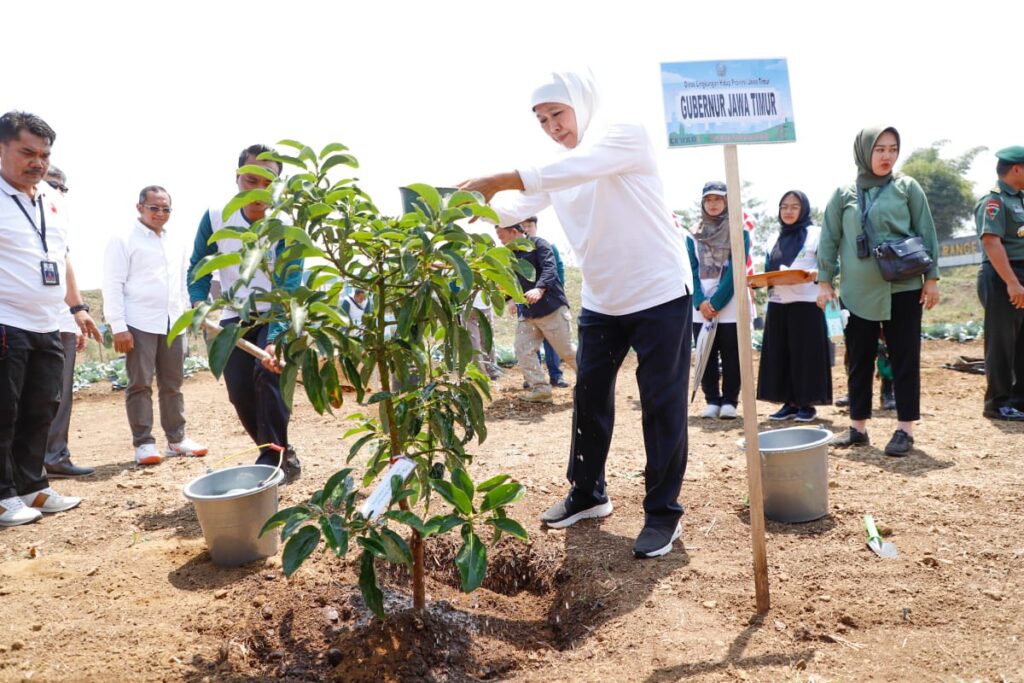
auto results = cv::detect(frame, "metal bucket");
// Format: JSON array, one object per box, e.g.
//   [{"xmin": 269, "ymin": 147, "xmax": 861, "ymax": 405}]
[
  {"xmin": 183, "ymin": 465, "xmax": 285, "ymax": 567},
  {"xmin": 750, "ymin": 427, "xmax": 832, "ymax": 523}
]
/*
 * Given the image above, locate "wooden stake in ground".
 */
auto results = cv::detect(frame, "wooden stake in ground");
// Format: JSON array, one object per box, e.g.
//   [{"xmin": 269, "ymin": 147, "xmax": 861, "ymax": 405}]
[{"xmin": 723, "ymin": 144, "xmax": 770, "ymax": 613}]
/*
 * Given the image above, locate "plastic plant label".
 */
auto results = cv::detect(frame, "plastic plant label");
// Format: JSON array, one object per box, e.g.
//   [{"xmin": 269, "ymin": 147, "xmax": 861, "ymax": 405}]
[
  {"xmin": 359, "ymin": 457, "xmax": 417, "ymax": 521},
  {"xmin": 824, "ymin": 301, "xmax": 846, "ymax": 339}
]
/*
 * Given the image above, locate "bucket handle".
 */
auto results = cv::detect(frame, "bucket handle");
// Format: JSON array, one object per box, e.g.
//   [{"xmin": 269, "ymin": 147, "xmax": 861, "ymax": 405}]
[{"xmin": 206, "ymin": 443, "xmax": 286, "ymax": 488}]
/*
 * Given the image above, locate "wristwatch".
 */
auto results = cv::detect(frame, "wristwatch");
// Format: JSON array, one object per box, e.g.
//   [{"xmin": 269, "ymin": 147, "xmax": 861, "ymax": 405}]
[{"xmin": 69, "ymin": 304, "xmax": 90, "ymax": 314}]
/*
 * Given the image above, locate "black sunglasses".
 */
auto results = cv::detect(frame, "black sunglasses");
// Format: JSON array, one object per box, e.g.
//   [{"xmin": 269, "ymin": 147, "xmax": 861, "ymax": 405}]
[{"xmin": 45, "ymin": 179, "xmax": 68, "ymax": 193}]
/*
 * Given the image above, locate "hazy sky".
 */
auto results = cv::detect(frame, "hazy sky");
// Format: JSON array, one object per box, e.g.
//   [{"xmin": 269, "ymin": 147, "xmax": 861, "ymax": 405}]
[{"xmin": 5, "ymin": 0, "xmax": 1014, "ymax": 288}]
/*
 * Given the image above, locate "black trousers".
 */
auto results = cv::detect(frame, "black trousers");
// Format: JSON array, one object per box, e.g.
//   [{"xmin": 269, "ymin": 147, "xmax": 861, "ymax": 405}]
[
  {"xmin": 844, "ymin": 290, "xmax": 922, "ymax": 422},
  {"xmin": 44, "ymin": 331, "xmax": 77, "ymax": 466},
  {"xmin": 978, "ymin": 261, "xmax": 1024, "ymax": 413},
  {"xmin": 568, "ymin": 295, "xmax": 691, "ymax": 530},
  {"xmin": 756, "ymin": 302, "xmax": 832, "ymax": 406},
  {"xmin": 0, "ymin": 325, "xmax": 63, "ymax": 499},
  {"xmin": 220, "ymin": 321, "xmax": 291, "ymax": 465},
  {"xmin": 692, "ymin": 321, "xmax": 740, "ymax": 406}
]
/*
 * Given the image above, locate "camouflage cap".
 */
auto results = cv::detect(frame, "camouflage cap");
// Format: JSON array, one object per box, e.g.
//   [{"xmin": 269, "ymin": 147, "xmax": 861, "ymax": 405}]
[{"xmin": 995, "ymin": 146, "xmax": 1024, "ymax": 164}]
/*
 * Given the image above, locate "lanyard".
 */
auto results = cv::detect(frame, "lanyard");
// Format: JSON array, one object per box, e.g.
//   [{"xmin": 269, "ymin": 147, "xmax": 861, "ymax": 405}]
[{"xmin": 9, "ymin": 192, "xmax": 49, "ymax": 256}]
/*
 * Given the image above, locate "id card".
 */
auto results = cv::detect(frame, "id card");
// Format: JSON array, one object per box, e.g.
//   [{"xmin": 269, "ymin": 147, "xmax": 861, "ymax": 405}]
[{"xmin": 40, "ymin": 260, "xmax": 60, "ymax": 286}]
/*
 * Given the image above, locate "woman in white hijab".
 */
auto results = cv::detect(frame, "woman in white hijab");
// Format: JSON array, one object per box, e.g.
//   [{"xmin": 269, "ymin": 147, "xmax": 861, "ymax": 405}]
[{"xmin": 461, "ymin": 70, "xmax": 694, "ymax": 559}]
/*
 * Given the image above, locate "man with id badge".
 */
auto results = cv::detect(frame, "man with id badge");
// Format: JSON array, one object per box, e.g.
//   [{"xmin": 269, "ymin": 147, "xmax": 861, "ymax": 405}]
[{"xmin": 0, "ymin": 111, "xmax": 101, "ymax": 527}]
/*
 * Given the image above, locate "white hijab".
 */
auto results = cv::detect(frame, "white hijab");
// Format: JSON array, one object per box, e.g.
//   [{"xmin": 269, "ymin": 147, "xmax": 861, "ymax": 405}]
[{"xmin": 530, "ymin": 69, "xmax": 600, "ymax": 146}]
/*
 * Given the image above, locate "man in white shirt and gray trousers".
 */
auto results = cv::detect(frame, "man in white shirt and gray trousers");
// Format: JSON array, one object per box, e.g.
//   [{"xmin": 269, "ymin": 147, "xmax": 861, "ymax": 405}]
[{"xmin": 102, "ymin": 186, "xmax": 206, "ymax": 465}]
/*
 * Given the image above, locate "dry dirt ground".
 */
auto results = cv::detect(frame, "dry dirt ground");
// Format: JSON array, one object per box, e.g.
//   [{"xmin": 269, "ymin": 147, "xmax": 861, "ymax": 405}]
[{"xmin": 0, "ymin": 339, "xmax": 1022, "ymax": 682}]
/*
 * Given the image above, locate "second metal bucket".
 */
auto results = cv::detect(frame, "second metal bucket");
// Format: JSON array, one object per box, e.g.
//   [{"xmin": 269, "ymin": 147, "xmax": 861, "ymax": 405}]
[
  {"xmin": 183, "ymin": 464, "xmax": 285, "ymax": 567},
  {"xmin": 751, "ymin": 426, "xmax": 833, "ymax": 523}
]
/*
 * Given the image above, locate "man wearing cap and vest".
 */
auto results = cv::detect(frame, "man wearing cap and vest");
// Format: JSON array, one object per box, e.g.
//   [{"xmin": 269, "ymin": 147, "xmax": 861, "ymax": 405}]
[
  {"xmin": 975, "ymin": 146, "xmax": 1024, "ymax": 422},
  {"xmin": 188, "ymin": 144, "xmax": 304, "ymax": 482}
]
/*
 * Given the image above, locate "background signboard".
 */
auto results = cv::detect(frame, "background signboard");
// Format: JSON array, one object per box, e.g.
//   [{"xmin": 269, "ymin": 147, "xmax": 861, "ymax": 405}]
[
  {"xmin": 938, "ymin": 235, "xmax": 983, "ymax": 267},
  {"xmin": 661, "ymin": 58, "xmax": 796, "ymax": 148}
]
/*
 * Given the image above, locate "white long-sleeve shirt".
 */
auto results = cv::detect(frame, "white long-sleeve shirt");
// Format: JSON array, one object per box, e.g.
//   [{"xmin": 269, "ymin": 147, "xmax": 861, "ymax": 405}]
[
  {"xmin": 495, "ymin": 122, "xmax": 692, "ymax": 316},
  {"xmin": 102, "ymin": 219, "xmax": 189, "ymax": 335}
]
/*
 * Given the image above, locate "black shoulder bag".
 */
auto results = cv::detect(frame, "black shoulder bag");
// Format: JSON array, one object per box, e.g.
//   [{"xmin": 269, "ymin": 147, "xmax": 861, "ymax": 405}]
[{"xmin": 856, "ymin": 182, "xmax": 933, "ymax": 282}]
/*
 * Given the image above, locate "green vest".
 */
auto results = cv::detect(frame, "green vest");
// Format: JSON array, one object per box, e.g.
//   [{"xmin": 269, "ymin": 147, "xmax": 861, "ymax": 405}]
[{"xmin": 975, "ymin": 180, "xmax": 1024, "ymax": 262}]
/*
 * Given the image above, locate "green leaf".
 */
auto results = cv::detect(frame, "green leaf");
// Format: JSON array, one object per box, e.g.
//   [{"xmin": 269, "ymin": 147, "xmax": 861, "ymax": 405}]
[
  {"xmin": 383, "ymin": 510, "xmax": 426, "ymax": 534},
  {"xmin": 487, "ymin": 516, "xmax": 529, "ymax": 541},
  {"xmin": 238, "ymin": 246, "xmax": 265, "ymax": 283},
  {"xmin": 320, "ymin": 515, "xmax": 350, "ymax": 557},
  {"xmin": 258, "ymin": 505, "xmax": 309, "ymax": 538},
  {"xmin": 430, "ymin": 480, "xmax": 473, "ymax": 516},
  {"xmin": 423, "ymin": 513, "xmax": 465, "ymax": 538},
  {"xmin": 359, "ymin": 551, "xmax": 385, "ymax": 619},
  {"xmin": 221, "ymin": 189, "xmax": 273, "ymax": 222},
  {"xmin": 455, "ymin": 529, "xmax": 487, "ymax": 592},
  {"xmin": 236, "ymin": 164, "xmax": 277, "ymax": 181},
  {"xmin": 348, "ymin": 433, "xmax": 376, "ymax": 461},
  {"xmin": 282, "ymin": 226, "xmax": 316, "ymax": 249},
  {"xmin": 358, "ymin": 535, "xmax": 387, "ymax": 558},
  {"xmin": 277, "ymin": 351, "xmax": 298, "ymax": 407},
  {"xmin": 452, "ymin": 467, "xmax": 474, "ymax": 501},
  {"xmin": 367, "ymin": 391, "xmax": 393, "ymax": 404},
  {"xmin": 440, "ymin": 250, "xmax": 473, "ymax": 292},
  {"xmin": 167, "ymin": 308, "xmax": 195, "ymax": 344},
  {"xmin": 321, "ymin": 153, "xmax": 360, "ymax": 174},
  {"xmin": 322, "ymin": 468, "xmax": 354, "ymax": 505},
  {"xmin": 404, "ymin": 184, "xmax": 441, "ymax": 215},
  {"xmin": 479, "ymin": 482, "xmax": 525, "ymax": 513},
  {"xmin": 378, "ymin": 527, "xmax": 414, "ymax": 566},
  {"xmin": 281, "ymin": 509, "xmax": 312, "ymax": 540},
  {"xmin": 207, "ymin": 227, "xmax": 256, "ymax": 244},
  {"xmin": 318, "ymin": 142, "xmax": 350, "ymax": 159},
  {"xmin": 476, "ymin": 474, "xmax": 510, "ymax": 493},
  {"xmin": 207, "ymin": 323, "xmax": 244, "ymax": 378},
  {"xmin": 191, "ymin": 252, "xmax": 241, "ymax": 282},
  {"xmin": 282, "ymin": 526, "xmax": 320, "ymax": 577}
]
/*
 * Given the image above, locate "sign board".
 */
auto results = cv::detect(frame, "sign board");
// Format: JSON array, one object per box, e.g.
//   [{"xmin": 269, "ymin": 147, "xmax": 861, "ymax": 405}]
[
  {"xmin": 938, "ymin": 235, "xmax": 983, "ymax": 268},
  {"xmin": 661, "ymin": 58, "xmax": 796, "ymax": 148}
]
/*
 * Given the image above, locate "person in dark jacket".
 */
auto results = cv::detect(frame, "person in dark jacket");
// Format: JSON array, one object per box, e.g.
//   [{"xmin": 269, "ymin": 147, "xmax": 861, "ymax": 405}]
[{"xmin": 494, "ymin": 222, "xmax": 576, "ymax": 403}]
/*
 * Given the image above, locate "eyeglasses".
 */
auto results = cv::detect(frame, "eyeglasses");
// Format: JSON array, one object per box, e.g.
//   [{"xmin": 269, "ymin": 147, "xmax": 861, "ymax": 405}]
[
  {"xmin": 46, "ymin": 180, "xmax": 68, "ymax": 193},
  {"xmin": 780, "ymin": 204, "xmax": 802, "ymax": 211},
  {"xmin": 143, "ymin": 205, "xmax": 172, "ymax": 214}
]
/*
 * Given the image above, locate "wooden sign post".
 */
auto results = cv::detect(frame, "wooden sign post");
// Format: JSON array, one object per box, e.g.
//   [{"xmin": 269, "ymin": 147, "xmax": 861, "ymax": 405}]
[
  {"xmin": 662, "ymin": 57, "xmax": 796, "ymax": 615},
  {"xmin": 724, "ymin": 144, "xmax": 770, "ymax": 613}
]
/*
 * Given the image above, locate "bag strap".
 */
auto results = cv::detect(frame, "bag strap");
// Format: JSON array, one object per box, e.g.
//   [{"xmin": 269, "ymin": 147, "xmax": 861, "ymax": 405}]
[{"xmin": 856, "ymin": 178, "xmax": 893, "ymax": 249}]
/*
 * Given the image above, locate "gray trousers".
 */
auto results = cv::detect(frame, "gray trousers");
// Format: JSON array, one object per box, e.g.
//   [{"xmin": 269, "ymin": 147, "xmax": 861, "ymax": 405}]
[
  {"xmin": 514, "ymin": 306, "xmax": 577, "ymax": 390},
  {"xmin": 124, "ymin": 326, "xmax": 186, "ymax": 447},
  {"xmin": 44, "ymin": 332, "xmax": 77, "ymax": 466}
]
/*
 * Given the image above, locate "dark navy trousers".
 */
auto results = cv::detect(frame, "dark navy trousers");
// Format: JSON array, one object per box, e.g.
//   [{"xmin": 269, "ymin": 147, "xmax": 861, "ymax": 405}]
[
  {"xmin": 220, "ymin": 320, "xmax": 290, "ymax": 465},
  {"xmin": 566, "ymin": 295, "xmax": 692, "ymax": 530}
]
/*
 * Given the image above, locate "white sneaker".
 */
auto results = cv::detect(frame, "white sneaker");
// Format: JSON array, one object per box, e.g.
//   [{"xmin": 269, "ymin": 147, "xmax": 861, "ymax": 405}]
[
  {"xmin": 701, "ymin": 404, "xmax": 720, "ymax": 418},
  {"xmin": 19, "ymin": 487, "xmax": 81, "ymax": 514},
  {"xmin": 166, "ymin": 437, "xmax": 208, "ymax": 458},
  {"xmin": 0, "ymin": 496, "xmax": 42, "ymax": 527},
  {"xmin": 135, "ymin": 443, "xmax": 162, "ymax": 465},
  {"xmin": 719, "ymin": 404, "xmax": 738, "ymax": 419}
]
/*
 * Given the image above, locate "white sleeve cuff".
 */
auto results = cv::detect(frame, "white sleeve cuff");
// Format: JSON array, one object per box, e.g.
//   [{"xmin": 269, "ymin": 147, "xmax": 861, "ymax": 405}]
[{"xmin": 516, "ymin": 166, "xmax": 542, "ymax": 195}]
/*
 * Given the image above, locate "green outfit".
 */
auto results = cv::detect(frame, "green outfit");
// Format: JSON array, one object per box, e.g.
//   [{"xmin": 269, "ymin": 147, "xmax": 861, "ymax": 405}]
[
  {"xmin": 975, "ymin": 175, "xmax": 1024, "ymax": 415},
  {"xmin": 975, "ymin": 179, "xmax": 1024, "ymax": 262},
  {"xmin": 818, "ymin": 175, "xmax": 940, "ymax": 321}
]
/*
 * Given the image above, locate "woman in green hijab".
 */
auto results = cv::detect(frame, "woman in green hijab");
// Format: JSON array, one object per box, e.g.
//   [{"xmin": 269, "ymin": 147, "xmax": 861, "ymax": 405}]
[{"xmin": 816, "ymin": 126, "xmax": 940, "ymax": 456}]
